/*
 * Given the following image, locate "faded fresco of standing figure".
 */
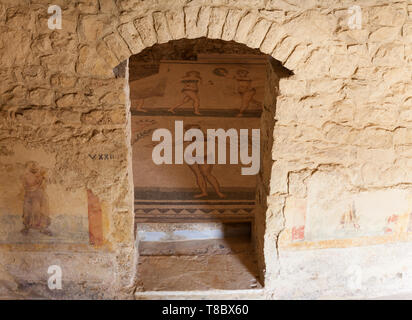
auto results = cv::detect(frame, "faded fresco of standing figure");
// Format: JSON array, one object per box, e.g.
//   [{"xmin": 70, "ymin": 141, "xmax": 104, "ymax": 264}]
[
  {"xmin": 21, "ymin": 161, "xmax": 52, "ymax": 236},
  {"xmin": 214, "ymin": 68, "xmax": 261, "ymax": 117},
  {"xmin": 168, "ymin": 71, "xmax": 202, "ymax": 115},
  {"xmin": 183, "ymin": 124, "xmax": 226, "ymax": 199}
]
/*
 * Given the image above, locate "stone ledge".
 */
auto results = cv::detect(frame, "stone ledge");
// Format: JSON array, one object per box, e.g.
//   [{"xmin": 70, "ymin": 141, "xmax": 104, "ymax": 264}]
[{"xmin": 134, "ymin": 288, "xmax": 265, "ymax": 300}]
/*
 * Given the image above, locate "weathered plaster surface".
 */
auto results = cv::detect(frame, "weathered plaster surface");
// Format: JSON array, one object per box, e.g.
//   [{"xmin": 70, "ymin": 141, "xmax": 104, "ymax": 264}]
[{"xmin": 0, "ymin": 0, "xmax": 412, "ymax": 299}]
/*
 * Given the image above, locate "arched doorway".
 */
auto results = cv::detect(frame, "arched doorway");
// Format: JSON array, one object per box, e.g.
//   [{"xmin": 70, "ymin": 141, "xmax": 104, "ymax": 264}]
[
  {"xmin": 95, "ymin": 3, "xmax": 303, "ymax": 297},
  {"xmin": 114, "ymin": 38, "xmax": 292, "ymax": 292}
]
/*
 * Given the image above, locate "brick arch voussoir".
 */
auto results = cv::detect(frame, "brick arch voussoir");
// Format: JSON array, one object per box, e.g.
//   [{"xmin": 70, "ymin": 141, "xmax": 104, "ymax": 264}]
[{"xmin": 95, "ymin": 5, "xmax": 304, "ymax": 73}]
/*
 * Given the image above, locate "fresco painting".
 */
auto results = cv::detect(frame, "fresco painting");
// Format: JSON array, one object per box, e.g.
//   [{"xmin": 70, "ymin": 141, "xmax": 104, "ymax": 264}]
[
  {"xmin": 339, "ymin": 202, "xmax": 360, "ymax": 231},
  {"xmin": 280, "ymin": 187, "xmax": 412, "ymax": 248},
  {"xmin": 129, "ymin": 55, "xmax": 265, "ymax": 118},
  {"xmin": 277, "ymin": 167, "xmax": 412, "ymax": 248},
  {"xmin": 21, "ymin": 161, "xmax": 52, "ymax": 236},
  {"xmin": 280, "ymin": 197, "xmax": 306, "ymax": 243},
  {"xmin": 130, "ymin": 55, "xmax": 266, "ymax": 222},
  {"xmin": 0, "ymin": 144, "xmax": 103, "ymax": 245}
]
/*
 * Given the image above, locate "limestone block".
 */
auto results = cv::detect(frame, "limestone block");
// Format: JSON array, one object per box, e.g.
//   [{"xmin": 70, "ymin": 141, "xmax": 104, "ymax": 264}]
[
  {"xmin": 134, "ymin": 15, "xmax": 157, "ymax": 47},
  {"xmin": 78, "ymin": 0, "xmax": 99, "ymax": 14},
  {"xmin": 372, "ymin": 43, "xmax": 405, "ymax": 67},
  {"xmin": 208, "ymin": 6, "xmax": 228, "ymax": 39},
  {"xmin": 184, "ymin": 6, "xmax": 211, "ymax": 39},
  {"xmin": 259, "ymin": 9, "xmax": 285, "ymax": 24},
  {"xmin": 99, "ymin": 0, "xmax": 118, "ymax": 13},
  {"xmin": 283, "ymin": 44, "xmax": 308, "ymax": 70},
  {"xmin": 329, "ymin": 54, "xmax": 358, "ymax": 78},
  {"xmin": 357, "ymin": 148, "xmax": 395, "ymax": 164},
  {"xmin": 20, "ymin": 65, "xmax": 47, "ymax": 87},
  {"xmin": 230, "ymin": 0, "xmax": 267, "ymax": 8},
  {"xmin": 300, "ymin": 48, "xmax": 331, "ymax": 78},
  {"xmin": 2, "ymin": 85, "xmax": 27, "ymax": 106},
  {"xmin": 274, "ymin": 96, "xmax": 299, "ymax": 124},
  {"xmin": 60, "ymin": 8, "xmax": 79, "ymax": 35},
  {"xmin": 40, "ymin": 52, "xmax": 76, "ymax": 73},
  {"xmin": 337, "ymin": 29, "xmax": 370, "ymax": 45},
  {"xmin": 108, "ymin": 109, "xmax": 126, "ymax": 125},
  {"xmin": 116, "ymin": 0, "xmax": 143, "ymax": 11},
  {"xmin": 153, "ymin": 12, "xmax": 172, "ymax": 44},
  {"xmin": 56, "ymin": 93, "xmax": 85, "ymax": 108},
  {"xmin": 400, "ymin": 108, "xmax": 412, "ymax": 123},
  {"xmin": 222, "ymin": 8, "xmax": 244, "ymax": 41},
  {"xmin": 77, "ymin": 45, "xmax": 114, "ymax": 77},
  {"xmin": 77, "ymin": 45, "xmax": 95, "ymax": 75},
  {"xmin": 331, "ymin": 102, "xmax": 354, "ymax": 123},
  {"xmin": 246, "ymin": 18, "xmax": 272, "ymax": 49},
  {"xmin": 406, "ymin": 44, "xmax": 412, "ymax": 63},
  {"xmin": 347, "ymin": 44, "xmax": 371, "ymax": 67},
  {"xmin": 96, "ymin": 41, "xmax": 120, "ymax": 68},
  {"xmin": 272, "ymin": 36, "xmax": 298, "ymax": 63},
  {"xmin": 260, "ymin": 23, "xmax": 285, "ymax": 54},
  {"xmin": 79, "ymin": 15, "xmax": 109, "ymax": 42},
  {"xmin": 165, "ymin": 8, "xmax": 185, "ymax": 40},
  {"xmin": 118, "ymin": 22, "xmax": 145, "ymax": 54},
  {"xmin": 279, "ymin": 78, "xmax": 306, "ymax": 97},
  {"xmin": 383, "ymin": 68, "xmax": 411, "ymax": 87},
  {"xmin": 104, "ymin": 33, "xmax": 131, "ymax": 63},
  {"xmin": 369, "ymin": 5, "xmax": 407, "ymax": 27},
  {"xmin": 99, "ymin": 90, "xmax": 125, "ymax": 106},
  {"xmin": 266, "ymin": 0, "xmax": 312, "ymax": 11},
  {"xmin": 394, "ymin": 128, "xmax": 412, "ymax": 146},
  {"xmin": 323, "ymin": 122, "xmax": 354, "ymax": 144},
  {"xmin": 369, "ymin": 26, "xmax": 400, "ymax": 42},
  {"xmin": 29, "ymin": 88, "xmax": 54, "ymax": 106},
  {"xmin": 403, "ymin": 23, "xmax": 412, "ymax": 39},
  {"xmin": 0, "ymin": 30, "xmax": 31, "ymax": 67},
  {"xmin": 269, "ymin": 161, "xmax": 289, "ymax": 194},
  {"xmin": 308, "ymin": 78, "xmax": 344, "ymax": 95},
  {"xmin": 234, "ymin": 12, "xmax": 258, "ymax": 44},
  {"xmin": 31, "ymin": 35, "xmax": 52, "ymax": 54},
  {"xmin": 356, "ymin": 128, "xmax": 393, "ymax": 148},
  {"xmin": 111, "ymin": 210, "xmax": 134, "ymax": 243}
]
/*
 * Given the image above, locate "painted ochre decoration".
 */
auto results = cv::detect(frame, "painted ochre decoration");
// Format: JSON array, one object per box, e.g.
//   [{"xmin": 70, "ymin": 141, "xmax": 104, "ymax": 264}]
[{"xmin": 130, "ymin": 54, "xmax": 267, "ymax": 222}]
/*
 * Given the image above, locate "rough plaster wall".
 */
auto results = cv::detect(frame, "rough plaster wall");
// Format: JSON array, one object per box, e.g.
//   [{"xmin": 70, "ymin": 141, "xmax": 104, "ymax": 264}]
[
  {"xmin": 0, "ymin": 0, "xmax": 412, "ymax": 299},
  {"xmin": 254, "ymin": 58, "xmax": 280, "ymax": 288}
]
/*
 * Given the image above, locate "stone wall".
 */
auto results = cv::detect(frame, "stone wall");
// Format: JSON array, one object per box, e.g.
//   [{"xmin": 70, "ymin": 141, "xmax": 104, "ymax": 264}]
[{"xmin": 0, "ymin": 0, "xmax": 412, "ymax": 299}]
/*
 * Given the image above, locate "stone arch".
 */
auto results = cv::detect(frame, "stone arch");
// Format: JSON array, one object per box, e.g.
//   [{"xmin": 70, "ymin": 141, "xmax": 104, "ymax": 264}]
[
  {"xmin": 123, "ymin": 36, "xmax": 287, "ymax": 291},
  {"xmin": 92, "ymin": 3, "xmax": 309, "ymax": 291},
  {"xmin": 95, "ymin": 4, "xmax": 309, "ymax": 75},
  {"xmin": 87, "ymin": 2, "xmax": 338, "ymax": 294}
]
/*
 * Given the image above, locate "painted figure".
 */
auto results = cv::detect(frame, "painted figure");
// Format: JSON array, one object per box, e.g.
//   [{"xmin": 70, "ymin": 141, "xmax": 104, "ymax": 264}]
[
  {"xmin": 214, "ymin": 68, "xmax": 261, "ymax": 117},
  {"xmin": 183, "ymin": 124, "xmax": 225, "ymax": 199},
  {"xmin": 168, "ymin": 71, "xmax": 202, "ymax": 115},
  {"xmin": 21, "ymin": 161, "xmax": 52, "ymax": 236},
  {"xmin": 340, "ymin": 202, "xmax": 359, "ymax": 230}
]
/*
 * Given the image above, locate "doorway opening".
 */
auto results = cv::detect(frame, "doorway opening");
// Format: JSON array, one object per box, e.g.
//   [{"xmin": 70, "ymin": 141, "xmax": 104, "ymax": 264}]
[{"xmin": 117, "ymin": 38, "xmax": 291, "ymax": 292}]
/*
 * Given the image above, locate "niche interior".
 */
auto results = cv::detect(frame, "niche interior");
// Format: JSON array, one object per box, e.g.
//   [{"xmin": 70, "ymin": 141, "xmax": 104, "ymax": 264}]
[{"xmin": 121, "ymin": 38, "xmax": 288, "ymax": 292}]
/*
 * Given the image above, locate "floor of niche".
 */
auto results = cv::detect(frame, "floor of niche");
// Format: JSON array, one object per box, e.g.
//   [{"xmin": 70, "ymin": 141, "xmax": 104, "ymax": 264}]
[{"xmin": 137, "ymin": 238, "xmax": 262, "ymax": 291}]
